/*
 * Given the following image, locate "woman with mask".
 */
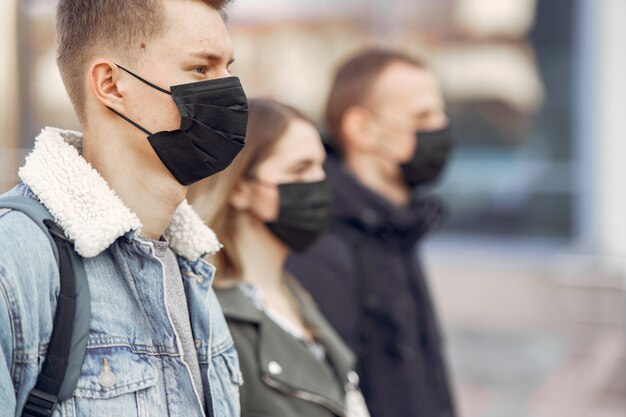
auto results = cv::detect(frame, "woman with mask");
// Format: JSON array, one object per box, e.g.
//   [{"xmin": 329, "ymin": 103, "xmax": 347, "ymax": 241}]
[{"xmin": 188, "ymin": 98, "xmax": 370, "ymax": 417}]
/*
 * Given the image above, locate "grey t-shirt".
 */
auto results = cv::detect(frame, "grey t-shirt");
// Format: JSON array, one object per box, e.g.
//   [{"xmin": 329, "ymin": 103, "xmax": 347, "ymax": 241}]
[{"xmin": 153, "ymin": 240, "xmax": 205, "ymax": 408}]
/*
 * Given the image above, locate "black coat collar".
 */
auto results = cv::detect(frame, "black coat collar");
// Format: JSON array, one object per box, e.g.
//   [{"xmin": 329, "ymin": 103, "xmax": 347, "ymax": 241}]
[{"xmin": 325, "ymin": 154, "xmax": 444, "ymax": 245}]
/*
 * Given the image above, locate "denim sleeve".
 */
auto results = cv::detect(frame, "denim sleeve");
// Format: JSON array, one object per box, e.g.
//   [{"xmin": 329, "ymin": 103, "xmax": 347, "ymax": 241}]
[
  {"xmin": 0, "ymin": 274, "xmax": 17, "ymax": 416},
  {"xmin": 0, "ymin": 210, "xmax": 59, "ymax": 417}
]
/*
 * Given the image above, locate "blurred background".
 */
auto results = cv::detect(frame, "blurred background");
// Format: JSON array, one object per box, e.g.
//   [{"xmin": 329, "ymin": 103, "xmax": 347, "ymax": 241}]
[{"xmin": 1, "ymin": 0, "xmax": 625, "ymax": 416}]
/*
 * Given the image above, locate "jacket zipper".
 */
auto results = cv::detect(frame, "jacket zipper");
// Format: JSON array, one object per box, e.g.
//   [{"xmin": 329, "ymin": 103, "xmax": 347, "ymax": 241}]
[{"xmin": 261, "ymin": 373, "xmax": 346, "ymax": 416}]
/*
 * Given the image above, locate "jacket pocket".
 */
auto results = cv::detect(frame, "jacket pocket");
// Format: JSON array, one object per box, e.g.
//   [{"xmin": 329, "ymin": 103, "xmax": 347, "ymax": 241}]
[
  {"xmin": 70, "ymin": 346, "xmax": 158, "ymax": 417},
  {"xmin": 209, "ymin": 343, "xmax": 243, "ymax": 417}
]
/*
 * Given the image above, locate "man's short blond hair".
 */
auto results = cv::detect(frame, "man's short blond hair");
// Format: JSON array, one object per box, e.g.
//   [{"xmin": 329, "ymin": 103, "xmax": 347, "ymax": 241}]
[{"xmin": 56, "ymin": 0, "xmax": 232, "ymax": 122}]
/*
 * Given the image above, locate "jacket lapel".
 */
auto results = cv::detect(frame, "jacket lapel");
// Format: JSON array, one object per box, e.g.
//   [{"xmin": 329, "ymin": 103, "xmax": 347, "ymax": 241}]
[
  {"xmin": 217, "ymin": 285, "xmax": 264, "ymax": 323},
  {"xmin": 288, "ymin": 278, "xmax": 356, "ymax": 383},
  {"xmin": 219, "ymin": 285, "xmax": 346, "ymax": 412}
]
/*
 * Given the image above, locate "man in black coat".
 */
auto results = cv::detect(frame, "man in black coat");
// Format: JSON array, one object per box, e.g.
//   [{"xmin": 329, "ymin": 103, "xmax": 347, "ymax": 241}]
[{"xmin": 286, "ymin": 48, "xmax": 456, "ymax": 417}]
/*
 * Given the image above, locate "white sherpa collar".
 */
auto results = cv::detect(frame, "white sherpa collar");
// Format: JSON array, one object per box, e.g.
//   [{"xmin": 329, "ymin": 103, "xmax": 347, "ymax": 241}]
[{"xmin": 18, "ymin": 127, "xmax": 221, "ymax": 260}]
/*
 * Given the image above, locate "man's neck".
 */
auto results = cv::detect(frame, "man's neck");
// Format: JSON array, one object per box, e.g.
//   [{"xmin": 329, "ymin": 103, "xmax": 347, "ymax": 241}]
[
  {"xmin": 344, "ymin": 152, "xmax": 411, "ymax": 207},
  {"xmin": 82, "ymin": 130, "xmax": 186, "ymax": 240}
]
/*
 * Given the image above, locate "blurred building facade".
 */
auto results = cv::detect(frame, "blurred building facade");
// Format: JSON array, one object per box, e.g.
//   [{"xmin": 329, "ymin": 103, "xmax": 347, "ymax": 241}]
[{"xmin": 0, "ymin": 0, "xmax": 624, "ymax": 416}]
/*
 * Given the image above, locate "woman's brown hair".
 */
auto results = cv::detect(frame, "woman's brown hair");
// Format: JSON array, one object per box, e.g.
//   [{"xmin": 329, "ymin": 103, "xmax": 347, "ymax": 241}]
[{"xmin": 188, "ymin": 98, "xmax": 313, "ymax": 281}]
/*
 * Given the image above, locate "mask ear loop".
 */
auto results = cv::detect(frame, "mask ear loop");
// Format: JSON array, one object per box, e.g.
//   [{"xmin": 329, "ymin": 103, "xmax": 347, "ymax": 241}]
[
  {"xmin": 106, "ymin": 106, "xmax": 152, "ymax": 136},
  {"xmin": 116, "ymin": 64, "xmax": 172, "ymax": 96},
  {"xmin": 105, "ymin": 64, "xmax": 173, "ymax": 136}
]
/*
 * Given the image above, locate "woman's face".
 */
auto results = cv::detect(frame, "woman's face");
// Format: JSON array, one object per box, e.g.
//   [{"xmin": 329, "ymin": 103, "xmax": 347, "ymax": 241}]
[{"xmin": 245, "ymin": 118, "xmax": 327, "ymax": 222}]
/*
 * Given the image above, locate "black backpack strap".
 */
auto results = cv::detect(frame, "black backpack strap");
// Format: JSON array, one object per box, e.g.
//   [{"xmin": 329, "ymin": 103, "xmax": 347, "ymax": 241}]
[{"xmin": 0, "ymin": 196, "xmax": 90, "ymax": 417}]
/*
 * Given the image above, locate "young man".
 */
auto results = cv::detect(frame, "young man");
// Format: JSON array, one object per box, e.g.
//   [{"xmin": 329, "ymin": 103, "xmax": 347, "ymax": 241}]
[
  {"xmin": 287, "ymin": 48, "xmax": 457, "ymax": 417},
  {"xmin": 0, "ymin": 1, "xmax": 247, "ymax": 416}
]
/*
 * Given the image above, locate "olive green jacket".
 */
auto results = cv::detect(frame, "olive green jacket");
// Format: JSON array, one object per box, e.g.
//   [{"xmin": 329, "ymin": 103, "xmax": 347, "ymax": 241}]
[{"xmin": 216, "ymin": 280, "xmax": 358, "ymax": 417}]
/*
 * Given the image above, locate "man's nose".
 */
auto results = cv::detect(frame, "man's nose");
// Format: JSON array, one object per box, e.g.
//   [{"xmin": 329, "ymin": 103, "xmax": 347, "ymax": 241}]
[{"xmin": 215, "ymin": 67, "xmax": 233, "ymax": 79}]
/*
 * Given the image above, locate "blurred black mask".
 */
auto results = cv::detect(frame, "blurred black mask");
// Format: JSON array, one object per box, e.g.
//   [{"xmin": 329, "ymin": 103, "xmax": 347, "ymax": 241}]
[
  {"xmin": 108, "ymin": 64, "xmax": 248, "ymax": 185},
  {"xmin": 251, "ymin": 179, "xmax": 334, "ymax": 252},
  {"xmin": 400, "ymin": 128, "xmax": 454, "ymax": 187}
]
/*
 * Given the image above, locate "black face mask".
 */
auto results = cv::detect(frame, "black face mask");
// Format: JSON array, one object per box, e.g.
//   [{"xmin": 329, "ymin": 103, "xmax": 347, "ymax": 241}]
[
  {"xmin": 400, "ymin": 128, "xmax": 454, "ymax": 187},
  {"xmin": 108, "ymin": 65, "xmax": 248, "ymax": 185},
  {"xmin": 251, "ymin": 179, "xmax": 334, "ymax": 252}
]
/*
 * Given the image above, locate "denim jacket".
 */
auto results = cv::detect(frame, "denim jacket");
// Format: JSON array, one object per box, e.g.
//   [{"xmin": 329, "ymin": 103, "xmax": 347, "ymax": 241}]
[{"xmin": 0, "ymin": 128, "xmax": 242, "ymax": 417}]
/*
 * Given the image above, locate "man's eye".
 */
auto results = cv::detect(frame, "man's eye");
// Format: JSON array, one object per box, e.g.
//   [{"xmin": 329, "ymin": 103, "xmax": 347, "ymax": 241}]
[
  {"xmin": 191, "ymin": 67, "xmax": 207, "ymax": 74},
  {"xmin": 292, "ymin": 166, "xmax": 309, "ymax": 176}
]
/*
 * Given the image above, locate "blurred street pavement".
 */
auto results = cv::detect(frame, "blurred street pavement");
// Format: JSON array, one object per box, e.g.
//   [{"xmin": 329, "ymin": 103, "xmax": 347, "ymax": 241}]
[{"xmin": 428, "ymin": 243, "xmax": 626, "ymax": 417}]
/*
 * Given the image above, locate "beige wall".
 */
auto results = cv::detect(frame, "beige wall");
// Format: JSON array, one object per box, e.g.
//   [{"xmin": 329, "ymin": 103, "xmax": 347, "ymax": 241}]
[
  {"xmin": 230, "ymin": 21, "xmax": 371, "ymax": 123},
  {"xmin": 0, "ymin": 0, "xmax": 19, "ymax": 192},
  {"xmin": 591, "ymin": 0, "xmax": 626, "ymax": 270}
]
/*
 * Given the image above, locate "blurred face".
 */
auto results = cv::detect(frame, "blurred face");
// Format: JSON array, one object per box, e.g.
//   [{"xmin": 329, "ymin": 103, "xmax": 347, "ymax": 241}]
[
  {"xmin": 113, "ymin": 0, "xmax": 233, "ymax": 145},
  {"xmin": 364, "ymin": 62, "xmax": 448, "ymax": 164},
  {"xmin": 244, "ymin": 119, "xmax": 327, "ymax": 222}
]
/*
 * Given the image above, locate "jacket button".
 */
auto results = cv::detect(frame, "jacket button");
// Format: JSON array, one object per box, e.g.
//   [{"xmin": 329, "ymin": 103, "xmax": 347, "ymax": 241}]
[
  {"xmin": 99, "ymin": 357, "xmax": 116, "ymax": 388},
  {"xmin": 268, "ymin": 361, "xmax": 283, "ymax": 375},
  {"xmin": 347, "ymin": 371, "xmax": 360, "ymax": 386},
  {"xmin": 99, "ymin": 370, "xmax": 116, "ymax": 388}
]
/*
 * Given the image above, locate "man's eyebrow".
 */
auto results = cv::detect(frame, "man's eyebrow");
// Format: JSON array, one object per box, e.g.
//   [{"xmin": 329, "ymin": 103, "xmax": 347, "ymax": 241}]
[
  {"xmin": 412, "ymin": 109, "xmax": 432, "ymax": 119},
  {"xmin": 289, "ymin": 159, "xmax": 316, "ymax": 171},
  {"xmin": 188, "ymin": 50, "xmax": 235, "ymax": 65},
  {"xmin": 412, "ymin": 106, "xmax": 443, "ymax": 120}
]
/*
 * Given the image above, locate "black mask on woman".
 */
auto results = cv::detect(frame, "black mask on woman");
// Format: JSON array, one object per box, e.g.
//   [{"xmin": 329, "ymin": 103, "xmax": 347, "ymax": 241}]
[
  {"xmin": 108, "ymin": 65, "xmax": 248, "ymax": 185},
  {"xmin": 400, "ymin": 128, "xmax": 454, "ymax": 187},
  {"xmin": 250, "ymin": 178, "xmax": 334, "ymax": 252}
]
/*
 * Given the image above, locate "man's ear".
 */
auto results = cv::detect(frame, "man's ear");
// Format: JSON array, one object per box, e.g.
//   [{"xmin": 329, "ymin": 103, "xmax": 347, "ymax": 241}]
[
  {"xmin": 229, "ymin": 179, "xmax": 252, "ymax": 211},
  {"xmin": 88, "ymin": 60, "xmax": 126, "ymax": 113},
  {"xmin": 341, "ymin": 106, "xmax": 376, "ymax": 152}
]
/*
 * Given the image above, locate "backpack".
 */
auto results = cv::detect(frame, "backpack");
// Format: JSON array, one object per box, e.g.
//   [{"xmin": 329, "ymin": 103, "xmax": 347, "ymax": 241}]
[{"xmin": 0, "ymin": 196, "xmax": 90, "ymax": 417}]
